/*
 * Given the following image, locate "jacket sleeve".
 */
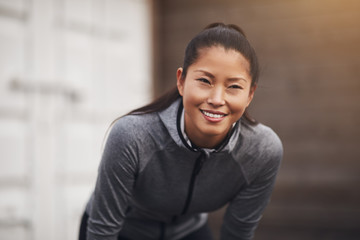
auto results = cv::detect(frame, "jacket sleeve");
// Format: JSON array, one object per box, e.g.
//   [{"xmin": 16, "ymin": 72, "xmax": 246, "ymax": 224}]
[
  {"xmin": 221, "ymin": 141, "xmax": 283, "ymax": 240},
  {"xmin": 87, "ymin": 119, "xmax": 138, "ymax": 240}
]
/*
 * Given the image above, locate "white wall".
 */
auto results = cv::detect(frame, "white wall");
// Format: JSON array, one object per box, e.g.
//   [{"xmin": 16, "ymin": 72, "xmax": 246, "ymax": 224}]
[{"xmin": 0, "ymin": 0, "xmax": 152, "ymax": 239}]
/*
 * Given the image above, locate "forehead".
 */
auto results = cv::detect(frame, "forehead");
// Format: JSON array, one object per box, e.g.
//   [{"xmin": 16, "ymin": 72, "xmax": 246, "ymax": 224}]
[{"xmin": 192, "ymin": 46, "xmax": 250, "ymax": 72}]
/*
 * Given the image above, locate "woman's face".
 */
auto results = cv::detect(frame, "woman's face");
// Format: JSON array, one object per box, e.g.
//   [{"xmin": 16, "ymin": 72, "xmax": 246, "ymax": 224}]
[{"xmin": 177, "ymin": 46, "xmax": 256, "ymax": 148}]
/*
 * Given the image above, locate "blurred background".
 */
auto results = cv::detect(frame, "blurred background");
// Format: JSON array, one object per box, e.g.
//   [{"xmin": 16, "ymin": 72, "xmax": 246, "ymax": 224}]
[{"xmin": 0, "ymin": 0, "xmax": 359, "ymax": 240}]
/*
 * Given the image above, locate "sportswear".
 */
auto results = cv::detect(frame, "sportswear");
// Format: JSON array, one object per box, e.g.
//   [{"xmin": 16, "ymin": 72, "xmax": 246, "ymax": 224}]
[{"xmin": 85, "ymin": 98, "xmax": 283, "ymax": 240}]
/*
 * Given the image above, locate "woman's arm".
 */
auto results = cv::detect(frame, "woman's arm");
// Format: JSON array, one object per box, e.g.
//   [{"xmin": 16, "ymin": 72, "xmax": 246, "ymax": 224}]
[
  {"xmin": 221, "ymin": 140, "xmax": 283, "ymax": 240},
  {"xmin": 87, "ymin": 120, "xmax": 138, "ymax": 240}
]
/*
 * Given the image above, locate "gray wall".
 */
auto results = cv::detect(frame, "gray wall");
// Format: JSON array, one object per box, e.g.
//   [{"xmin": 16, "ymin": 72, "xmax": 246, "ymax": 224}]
[
  {"xmin": 0, "ymin": 0, "xmax": 152, "ymax": 239},
  {"xmin": 154, "ymin": 0, "xmax": 360, "ymax": 239}
]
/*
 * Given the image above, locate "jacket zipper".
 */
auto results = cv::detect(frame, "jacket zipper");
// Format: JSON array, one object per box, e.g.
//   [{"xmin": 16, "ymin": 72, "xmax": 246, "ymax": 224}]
[
  {"xmin": 159, "ymin": 221, "xmax": 165, "ymax": 240},
  {"xmin": 181, "ymin": 150, "xmax": 206, "ymax": 215},
  {"xmin": 159, "ymin": 153, "xmax": 205, "ymax": 240}
]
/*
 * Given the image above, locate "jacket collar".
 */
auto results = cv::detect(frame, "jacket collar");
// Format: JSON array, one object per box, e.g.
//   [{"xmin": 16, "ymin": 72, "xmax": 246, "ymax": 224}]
[{"xmin": 158, "ymin": 98, "xmax": 241, "ymax": 153}]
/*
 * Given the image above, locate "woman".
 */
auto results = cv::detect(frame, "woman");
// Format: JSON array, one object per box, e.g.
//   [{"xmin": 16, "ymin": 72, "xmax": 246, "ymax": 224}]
[{"xmin": 79, "ymin": 23, "xmax": 283, "ymax": 240}]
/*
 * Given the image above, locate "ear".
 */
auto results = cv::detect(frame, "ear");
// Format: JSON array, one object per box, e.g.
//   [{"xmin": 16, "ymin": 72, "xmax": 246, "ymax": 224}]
[
  {"xmin": 246, "ymin": 84, "xmax": 257, "ymax": 107},
  {"xmin": 176, "ymin": 68, "xmax": 185, "ymax": 96}
]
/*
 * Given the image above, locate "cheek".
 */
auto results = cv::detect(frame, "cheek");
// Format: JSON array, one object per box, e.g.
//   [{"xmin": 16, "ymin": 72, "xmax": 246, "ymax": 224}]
[
  {"xmin": 228, "ymin": 96, "xmax": 249, "ymax": 115},
  {"xmin": 183, "ymin": 85, "xmax": 203, "ymax": 105},
  {"xmin": 183, "ymin": 95, "xmax": 200, "ymax": 112},
  {"xmin": 232, "ymin": 107, "xmax": 246, "ymax": 118}
]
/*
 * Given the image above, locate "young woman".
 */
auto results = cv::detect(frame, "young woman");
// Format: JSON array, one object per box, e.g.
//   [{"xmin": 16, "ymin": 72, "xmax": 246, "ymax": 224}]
[{"xmin": 79, "ymin": 23, "xmax": 283, "ymax": 240}]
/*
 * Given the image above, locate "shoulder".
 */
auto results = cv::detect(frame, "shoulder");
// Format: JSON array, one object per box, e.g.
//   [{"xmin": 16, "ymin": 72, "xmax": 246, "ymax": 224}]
[
  {"xmin": 234, "ymin": 121, "xmax": 283, "ymax": 177},
  {"xmin": 112, "ymin": 113, "xmax": 160, "ymax": 132},
  {"xmin": 241, "ymin": 121, "xmax": 283, "ymax": 158},
  {"xmin": 107, "ymin": 113, "xmax": 163, "ymax": 147}
]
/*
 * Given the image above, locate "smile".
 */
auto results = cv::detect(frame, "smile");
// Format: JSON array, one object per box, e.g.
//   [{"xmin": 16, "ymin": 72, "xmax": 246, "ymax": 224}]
[{"xmin": 201, "ymin": 110, "xmax": 227, "ymax": 119}]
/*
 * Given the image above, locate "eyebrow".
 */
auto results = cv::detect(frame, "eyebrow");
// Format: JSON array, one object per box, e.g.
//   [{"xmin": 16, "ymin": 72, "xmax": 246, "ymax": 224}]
[
  {"xmin": 194, "ymin": 69, "xmax": 248, "ymax": 82},
  {"xmin": 194, "ymin": 70, "xmax": 215, "ymax": 79}
]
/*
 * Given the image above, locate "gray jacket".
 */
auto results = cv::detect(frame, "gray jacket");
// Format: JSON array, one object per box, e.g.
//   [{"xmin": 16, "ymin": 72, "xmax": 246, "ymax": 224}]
[{"xmin": 86, "ymin": 98, "xmax": 283, "ymax": 240}]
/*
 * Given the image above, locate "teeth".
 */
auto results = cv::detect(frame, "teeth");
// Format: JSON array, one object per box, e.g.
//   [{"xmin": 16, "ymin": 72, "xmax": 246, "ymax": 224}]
[{"xmin": 202, "ymin": 111, "xmax": 224, "ymax": 118}]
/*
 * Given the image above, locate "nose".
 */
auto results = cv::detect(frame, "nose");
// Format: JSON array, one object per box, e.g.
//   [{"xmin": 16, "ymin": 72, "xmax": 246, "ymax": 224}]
[{"xmin": 207, "ymin": 87, "xmax": 225, "ymax": 106}]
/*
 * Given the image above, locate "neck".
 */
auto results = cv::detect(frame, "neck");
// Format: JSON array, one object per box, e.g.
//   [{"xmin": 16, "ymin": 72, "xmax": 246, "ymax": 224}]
[{"xmin": 188, "ymin": 133, "xmax": 227, "ymax": 149}]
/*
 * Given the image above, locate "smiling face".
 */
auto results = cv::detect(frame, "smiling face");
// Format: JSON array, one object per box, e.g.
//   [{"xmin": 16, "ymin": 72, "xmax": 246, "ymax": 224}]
[{"xmin": 177, "ymin": 46, "xmax": 256, "ymax": 148}]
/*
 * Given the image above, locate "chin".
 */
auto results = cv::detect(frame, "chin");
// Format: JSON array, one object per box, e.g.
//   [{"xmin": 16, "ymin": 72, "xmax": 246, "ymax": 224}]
[{"xmin": 200, "ymin": 128, "xmax": 228, "ymax": 138}]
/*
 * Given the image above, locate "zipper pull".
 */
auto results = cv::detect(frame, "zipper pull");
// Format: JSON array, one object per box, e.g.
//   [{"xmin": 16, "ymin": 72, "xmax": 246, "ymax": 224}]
[{"xmin": 194, "ymin": 150, "xmax": 208, "ymax": 175}]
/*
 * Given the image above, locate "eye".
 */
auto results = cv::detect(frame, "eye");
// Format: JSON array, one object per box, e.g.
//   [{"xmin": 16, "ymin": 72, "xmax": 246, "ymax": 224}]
[
  {"xmin": 229, "ymin": 85, "xmax": 243, "ymax": 89},
  {"xmin": 197, "ymin": 78, "xmax": 211, "ymax": 85}
]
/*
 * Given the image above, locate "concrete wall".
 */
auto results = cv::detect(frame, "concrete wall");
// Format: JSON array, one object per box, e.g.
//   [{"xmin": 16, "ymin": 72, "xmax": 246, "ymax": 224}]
[
  {"xmin": 154, "ymin": 0, "xmax": 360, "ymax": 239},
  {"xmin": 0, "ymin": 0, "xmax": 152, "ymax": 239}
]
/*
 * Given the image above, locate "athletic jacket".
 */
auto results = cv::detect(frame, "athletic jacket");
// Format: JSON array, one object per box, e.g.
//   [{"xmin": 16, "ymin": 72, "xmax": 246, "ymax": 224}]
[{"xmin": 85, "ymin": 98, "xmax": 283, "ymax": 240}]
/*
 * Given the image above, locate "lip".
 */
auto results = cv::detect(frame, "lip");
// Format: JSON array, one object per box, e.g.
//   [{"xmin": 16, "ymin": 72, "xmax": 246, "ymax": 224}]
[{"xmin": 200, "ymin": 109, "xmax": 227, "ymax": 123}]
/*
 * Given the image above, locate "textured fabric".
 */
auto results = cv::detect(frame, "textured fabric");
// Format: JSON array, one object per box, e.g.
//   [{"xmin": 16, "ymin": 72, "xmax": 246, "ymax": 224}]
[
  {"xmin": 80, "ymin": 211, "xmax": 213, "ymax": 240},
  {"xmin": 178, "ymin": 222, "xmax": 214, "ymax": 240},
  {"xmin": 85, "ymin": 98, "xmax": 283, "ymax": 240}
]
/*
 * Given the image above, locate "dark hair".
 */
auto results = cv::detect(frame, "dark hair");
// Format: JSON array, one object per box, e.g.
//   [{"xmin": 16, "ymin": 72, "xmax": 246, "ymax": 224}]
[{"xmin": 128, "ymin": 23, "xmax": 259, "ymax": 124}]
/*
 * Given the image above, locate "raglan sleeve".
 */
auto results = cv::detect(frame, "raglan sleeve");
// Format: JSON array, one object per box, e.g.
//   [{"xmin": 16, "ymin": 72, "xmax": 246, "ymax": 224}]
[
  {"xmin": 221, "ymin": 131, "xmax": 283, "ymax": 240},
  {"xmin": 86, "ymin": 119, "xmax": 138, "ymax": 240}
]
